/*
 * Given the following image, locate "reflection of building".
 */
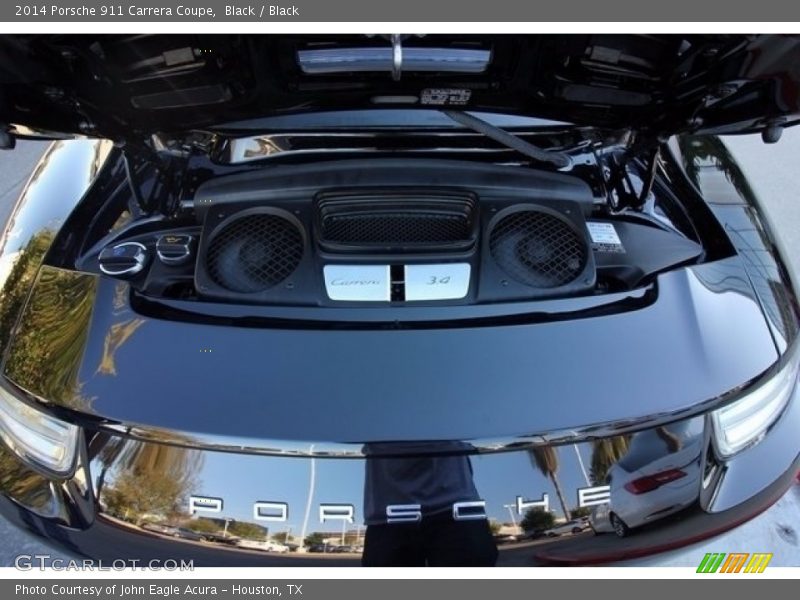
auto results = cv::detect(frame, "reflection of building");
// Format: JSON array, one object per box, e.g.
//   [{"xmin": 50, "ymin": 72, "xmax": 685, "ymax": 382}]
[
  {"xmin": 311, "ymin": 528, "xmax": 364, "ymax": 545},
  {"xmin": 678, "ymin": 135, "xmax": 797, "ymax": 344}
]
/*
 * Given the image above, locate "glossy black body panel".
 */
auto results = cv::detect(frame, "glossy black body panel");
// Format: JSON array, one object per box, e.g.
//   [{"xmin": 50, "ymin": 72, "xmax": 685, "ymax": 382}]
[
  {"xmin": 0, "ymin": 401, "xmax": 797, "ymax": 566},
  {"xmin": 0, "ymin": 258, "xmax": 780, "ymax": 445},
  {"xmin": 671, "ymin": 135, "xmax": 800, "ymax": 352},
  {"xmin": 0, "ymin": 126, "xmax": 798, "ymax": 566},
  {"xmin": 0, "ymin": 139, "xmax": 114, "ymax": 354}
]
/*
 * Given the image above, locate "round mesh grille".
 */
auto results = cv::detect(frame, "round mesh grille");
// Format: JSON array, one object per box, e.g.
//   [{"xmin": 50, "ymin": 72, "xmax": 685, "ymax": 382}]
[
  {"xmin": 206, "ymin": 213, "xmax": 303, "ymax": 293},
  {"xmin": 489, "ymin": 209, "xmax": 587, "ymax": 288}
]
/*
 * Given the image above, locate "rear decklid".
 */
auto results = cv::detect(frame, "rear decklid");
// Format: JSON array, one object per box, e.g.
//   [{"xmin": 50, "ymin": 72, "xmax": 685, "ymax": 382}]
[{"xmin": 0, "ymin": 34, "xmax": 798, "ymax": 142}]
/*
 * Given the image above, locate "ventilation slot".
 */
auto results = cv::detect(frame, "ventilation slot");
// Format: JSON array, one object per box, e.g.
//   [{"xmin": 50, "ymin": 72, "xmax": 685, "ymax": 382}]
[{"xmin": 316, "ymin": 192, "xmax": 477, "ymax": 253}]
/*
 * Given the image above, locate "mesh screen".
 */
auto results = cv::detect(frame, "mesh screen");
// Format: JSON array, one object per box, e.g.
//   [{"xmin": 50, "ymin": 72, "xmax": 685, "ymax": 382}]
[
  {"xmin": 489, "ymin": 210, "xmax": 587, "ymax": 288},
  {"xmin": 321, "ymin": 211, "xmax": 472, "ymax": 245},
  {"xmin": 206, "ymin": 214, "xmax": 303, "ymax": 293}
]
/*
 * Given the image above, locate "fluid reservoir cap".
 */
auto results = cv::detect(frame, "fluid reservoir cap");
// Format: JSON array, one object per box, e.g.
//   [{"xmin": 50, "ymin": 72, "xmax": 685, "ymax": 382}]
[
  {"xmin": 98, "ymin": 242, "xmax": 149, "ymax": 276},
  {"xmin": 156, "ymin": 234, "xmax": 195, "ymax": 265}
]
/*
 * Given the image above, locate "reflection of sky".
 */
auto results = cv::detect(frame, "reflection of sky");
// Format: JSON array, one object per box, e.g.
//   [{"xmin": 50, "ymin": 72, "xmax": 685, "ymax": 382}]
[
  {"xmin": 191, "ymin": 444, "xmax": 592, "ymax": 532},
  {"xmin": 0, "ymin": 249, "xmax": 21, "ymax": 286},
  {"xmin": 0, "ymin": 140, "xmax": 105, "ymax": 262}
]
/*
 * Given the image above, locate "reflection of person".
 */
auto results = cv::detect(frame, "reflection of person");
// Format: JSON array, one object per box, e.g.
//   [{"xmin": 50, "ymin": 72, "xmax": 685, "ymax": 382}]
[
  {"xmin": 618, "ymin": 420, "xmax": 697, "ymax": 472},
  {"xmin": 361, "ymin": 442, "xmax": 498, "ymax": 567},
  {"xmin": 655, "ymin": 427, "xmax": 682, "ymax": 453}
]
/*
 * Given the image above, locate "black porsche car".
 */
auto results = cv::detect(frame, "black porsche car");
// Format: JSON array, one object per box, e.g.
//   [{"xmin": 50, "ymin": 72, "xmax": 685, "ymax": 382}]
[{"xmin": 0, "ymin": 34, "xmax": 798, "ymax": 567}]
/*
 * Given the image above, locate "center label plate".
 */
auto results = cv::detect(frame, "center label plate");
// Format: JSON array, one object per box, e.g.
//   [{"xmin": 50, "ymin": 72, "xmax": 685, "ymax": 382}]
[
  {"xmin": 324, "ymin": 263, "xmax": 471, "ymax": 302},
  {"xmin": 323, "ymin": 265, "xmax": 391, "ymax": 301},
  {"xmin": 405, "ymin": 263, "xmax": 471, "ymax": 301}
]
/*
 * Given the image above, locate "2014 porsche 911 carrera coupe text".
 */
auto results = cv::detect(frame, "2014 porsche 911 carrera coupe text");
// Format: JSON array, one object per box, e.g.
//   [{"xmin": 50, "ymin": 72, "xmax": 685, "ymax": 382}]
[{"xmin": 0, "ymin": 34, "xmax": 797, "ymax": 567}]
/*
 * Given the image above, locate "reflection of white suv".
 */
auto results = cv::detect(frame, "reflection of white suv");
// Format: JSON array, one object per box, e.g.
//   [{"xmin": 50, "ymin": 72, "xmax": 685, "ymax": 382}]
[
  {"xmin": 264, "ymin": 541, "xmax": 290, "ymax": 553},
  {"xmin": 591, "ymin": 421, "xmax": 704, "ymax": 537},
  {"xmin": 237, "ymin": 539, "xmax": 291, "ymax": 553}
]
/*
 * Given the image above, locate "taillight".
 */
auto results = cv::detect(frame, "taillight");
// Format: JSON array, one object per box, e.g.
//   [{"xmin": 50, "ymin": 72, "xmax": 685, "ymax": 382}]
[
  {"xmin": 624, "ymin": 469, "xmax": 687, "ymax": 494},
  {"xmin": 0, "ymin": 385, "xmax": 79, "ymax": 477}
]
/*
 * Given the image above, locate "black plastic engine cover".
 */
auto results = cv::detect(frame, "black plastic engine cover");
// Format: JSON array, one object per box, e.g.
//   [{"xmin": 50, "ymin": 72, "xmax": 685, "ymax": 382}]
[
  {"xmin": 590, "ymin": 219, "xmax": 704, "ymax": 288},
  {"xmin": 192, "ymin": 159, "xmax": 596, "ymax": 221},
  {"xmin": 190, "ymin": 158, "xmax": 604, "ymax": 305}
]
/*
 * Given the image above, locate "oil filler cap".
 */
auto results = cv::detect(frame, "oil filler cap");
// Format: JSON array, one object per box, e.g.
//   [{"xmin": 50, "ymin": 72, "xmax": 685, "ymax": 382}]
[
  {"xmin": 156, "ymin": 234, "xmax": 195, "ymax": 265},
  {"xmin": 98, "ymin": 242, "xmax": 149, "ymax": 276}
]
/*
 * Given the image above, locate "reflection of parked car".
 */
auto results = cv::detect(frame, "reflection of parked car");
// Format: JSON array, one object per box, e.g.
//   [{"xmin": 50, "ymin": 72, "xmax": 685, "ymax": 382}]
[
  {"xmin": 202, "ymin": 532, "xmax": 240, "ymax": 545},
  {"xmin": 171, "ymin": 527, "xmax": 207, "ymax": 542},
  {"xmin": 264, "ymin": 541, "xmax": 290, "ymax": 553},
  {"xmin": 236, "ymin": 539, "xmax": 266, "ymax": 551},
  {"xmin": 591, "ymin": 422, "xmax": 704, "ymax": 537},
  {"xmin": 141, "ymin": 522, "xmax": 174, "ymax": 535},
  {"xmin": 544, "ymin": 519, "xmax": 591, "ymax": 537},
  {"xmin": 237, "ymin": 539, "xmax": 288, "ymax": 553},
  {"xmin": 332, "ymin": 545, "xmax": 357, "ymax": 553},
  {"xmin": 493, "ymin": 534, "xmax": 519, "ymax": 545}
]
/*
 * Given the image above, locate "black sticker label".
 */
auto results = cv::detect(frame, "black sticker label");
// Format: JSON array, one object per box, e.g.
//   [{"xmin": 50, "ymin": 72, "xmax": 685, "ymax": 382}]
[{"xmin": 420, "ymin": 88, "xmax": 472, "ymax": 106}]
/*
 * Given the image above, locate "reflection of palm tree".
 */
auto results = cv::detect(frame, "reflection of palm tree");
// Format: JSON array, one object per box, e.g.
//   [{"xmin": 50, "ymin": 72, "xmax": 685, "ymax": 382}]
[
  {"xmin": 589, "ymin": 436, "xmax": 630, "ymax": 485},
  {"xmin": 0, "ymin": 230, "xmax": 55, "ymax": 351},
  {"xmin": 4, "ymin": 267, "xmax": 97, "ymax": 410},
  {"xmin": 96, "ymin": 318, "xmax": 146, "ymax": 376},
  {"xmin": 528, "ymin": 447, "xmax": 571, "ymax": 520},
  {"xmin": 0, "ymin": 445, "xmax": 50, "ymax": 498}
]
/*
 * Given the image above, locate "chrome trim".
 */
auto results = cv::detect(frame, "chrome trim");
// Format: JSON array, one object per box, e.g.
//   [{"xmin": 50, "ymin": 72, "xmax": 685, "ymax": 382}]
[
  {"xmin": 189, "ymin": 495, "xmax": 223, "ymax": 513},
  {"xmin": 296, "ymin": 47, "xmax": 490, "ymax": 76},
  {"xmin": 320, "ymin": 504, "xmax": 355, "ymax": 523},
  {"xmin": 578, "ymin": 486, "xmax": 612, "ymax": 506},
  {"xmin": 98, "ymin": 242, "xmax": 148, "ymax": 276},
  {"xmin": 452, "ymin": 500, "xmax": 487, "ymax": 521},
  {"xmin": 387, "ymin": 504, "xmax": 423, "ymax": 524},
  {"xmin": 254, "ymin": 501, "xmax": 289, "ymax": 522},
  {"xmin": 217, "ymin": 131, "xmax": 553, "ymax": 164},
  {"xmin": 156, "ymin": 235, "xmax": 194, "ymax": 265},
  {"xmin": 391, "ymin": 34, "xmax": 403, "ymax": 81}
]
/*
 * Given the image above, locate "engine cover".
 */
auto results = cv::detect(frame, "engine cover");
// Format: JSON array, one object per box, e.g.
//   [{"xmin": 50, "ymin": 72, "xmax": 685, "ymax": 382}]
[
  {"xmin": 192, "ymin": 165, "xmax": 597, "ymax": 305},
  {"xmin": 83, "ymin": 160, "xmax": 703, "ymax": 308}
]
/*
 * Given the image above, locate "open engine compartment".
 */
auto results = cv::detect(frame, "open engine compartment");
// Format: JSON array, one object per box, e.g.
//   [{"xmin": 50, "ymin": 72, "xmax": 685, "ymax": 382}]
[{"xmin": 75, "ymin": 157, "xmax": 705, "ymax": 311}]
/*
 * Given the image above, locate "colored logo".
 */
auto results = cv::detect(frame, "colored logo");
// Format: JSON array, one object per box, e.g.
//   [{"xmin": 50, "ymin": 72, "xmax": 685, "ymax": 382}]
[{"xmin": 696, "ymin": 552, "xmax": 772, "ymax": 573}]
